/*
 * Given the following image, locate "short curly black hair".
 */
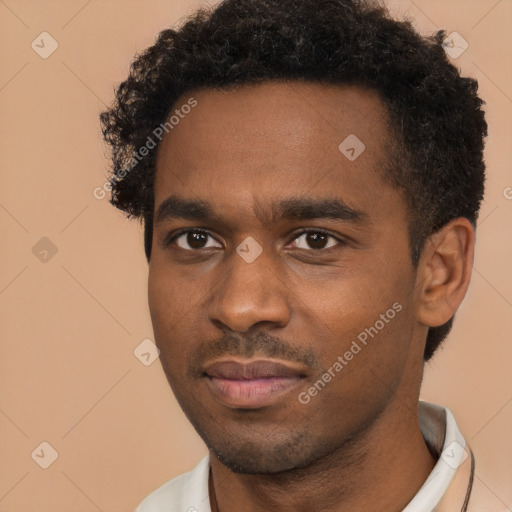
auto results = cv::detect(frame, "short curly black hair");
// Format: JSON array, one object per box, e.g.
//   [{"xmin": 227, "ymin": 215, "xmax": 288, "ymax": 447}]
[{"xmin": 100, "ymin": 0, "xmax": 487, "ymax": 361}]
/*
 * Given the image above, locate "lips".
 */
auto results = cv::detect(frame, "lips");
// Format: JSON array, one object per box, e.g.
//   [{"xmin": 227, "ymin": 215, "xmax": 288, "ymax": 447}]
[
  {"xmin": 205, "ymin": 360, "xmax": 304, "ymax": 380},
  {"xmin": 203, "ymin": 359, "xmax": 306, "ymax": 408}
]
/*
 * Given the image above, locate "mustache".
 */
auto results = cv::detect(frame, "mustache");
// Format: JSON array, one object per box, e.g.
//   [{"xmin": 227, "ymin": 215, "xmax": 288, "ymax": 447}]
[{"xmin": 188, "ymin": 332, "xmax": 321, "ymax": 378}]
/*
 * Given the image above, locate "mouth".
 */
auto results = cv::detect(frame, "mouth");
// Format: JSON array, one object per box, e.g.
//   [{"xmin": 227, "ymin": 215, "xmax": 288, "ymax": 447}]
[{"xmin": 203, "ymin": 359, "xmax": 307, "ymax": 409}]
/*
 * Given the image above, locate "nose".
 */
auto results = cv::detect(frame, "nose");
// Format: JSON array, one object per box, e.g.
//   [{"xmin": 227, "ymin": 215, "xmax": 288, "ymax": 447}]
[{"xmin": 208, "ymin": 249, "xmax": 292, "ymax": 333}]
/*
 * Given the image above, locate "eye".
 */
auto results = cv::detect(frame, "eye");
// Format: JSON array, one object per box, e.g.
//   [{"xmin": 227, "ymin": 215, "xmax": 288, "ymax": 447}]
[
  {"xmin": 288, "ymin": 230, "xmax": 343, "ymax": 251},
  {"xmin": 168, "ymin": 229, "xmax": 222, "ymax": 250},
  {"xmin": 165, "ymin": 228, "xmax": 345, "ymax": 252}
]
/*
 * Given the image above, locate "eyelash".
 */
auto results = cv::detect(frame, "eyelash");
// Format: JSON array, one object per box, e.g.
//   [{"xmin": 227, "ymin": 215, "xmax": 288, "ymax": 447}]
[{"xmin": 164, "ymin": 228, "xmax": 346, "ymax": 252}]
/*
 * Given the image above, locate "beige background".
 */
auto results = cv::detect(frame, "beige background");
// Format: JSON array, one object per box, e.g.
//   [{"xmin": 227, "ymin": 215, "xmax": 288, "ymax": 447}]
[{"xmin": 0, "ymin": 0, "xmax": 511, "ymax": 510}]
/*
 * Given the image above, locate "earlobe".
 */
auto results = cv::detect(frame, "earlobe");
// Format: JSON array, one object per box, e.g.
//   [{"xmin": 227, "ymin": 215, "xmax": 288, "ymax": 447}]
[{"xmin": 416, "ymin": 218, "xmax": 475, "ymax": 328}]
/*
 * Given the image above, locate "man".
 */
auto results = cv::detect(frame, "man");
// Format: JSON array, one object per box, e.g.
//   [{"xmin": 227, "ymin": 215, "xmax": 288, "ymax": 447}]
[{"xmin": 100, "ymin": 0, "xmax": 498, "ymax": 510}]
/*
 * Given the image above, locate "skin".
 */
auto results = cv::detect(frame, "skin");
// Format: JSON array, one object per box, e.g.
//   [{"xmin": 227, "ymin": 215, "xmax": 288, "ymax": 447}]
[{"xmin": 148, "ymin": 81, "xmax": 475, "ymax": 512}]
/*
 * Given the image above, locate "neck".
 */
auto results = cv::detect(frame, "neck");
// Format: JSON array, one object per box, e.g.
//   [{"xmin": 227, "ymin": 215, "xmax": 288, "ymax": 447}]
[{"xmin": 209, "ymin": 399, "xmax": 436, "ymax": 512}]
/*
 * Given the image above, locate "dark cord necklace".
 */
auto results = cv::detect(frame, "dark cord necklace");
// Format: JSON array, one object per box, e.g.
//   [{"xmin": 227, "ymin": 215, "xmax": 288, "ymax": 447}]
[
  {"xmin": 208, "ymin": 449, "xmax": 476, "ymax": 512},
  {"xmin": 460, "ymin": 447, "xmax": 475, "ymax": 512},
  {"xmin": 208, "ymin": 468, "xmax": 219, "ymax": 512}
]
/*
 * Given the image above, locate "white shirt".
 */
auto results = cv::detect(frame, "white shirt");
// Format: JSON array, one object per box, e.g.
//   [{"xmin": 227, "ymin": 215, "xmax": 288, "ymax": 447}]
[{"xmin": 135, "ymin": 401, "xmax": 503, "ymax": 512}]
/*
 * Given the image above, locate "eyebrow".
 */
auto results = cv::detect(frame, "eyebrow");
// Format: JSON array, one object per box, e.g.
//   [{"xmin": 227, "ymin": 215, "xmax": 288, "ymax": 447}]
[{"xmin": 154, "ymin": 194, "xmax": 369, "ymax": 226}]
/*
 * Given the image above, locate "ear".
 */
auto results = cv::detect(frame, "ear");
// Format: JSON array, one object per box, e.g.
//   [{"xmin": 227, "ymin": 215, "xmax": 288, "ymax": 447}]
[{"xmin": 416, "ymin": 217, "xmax": 475, "ymax": 328}]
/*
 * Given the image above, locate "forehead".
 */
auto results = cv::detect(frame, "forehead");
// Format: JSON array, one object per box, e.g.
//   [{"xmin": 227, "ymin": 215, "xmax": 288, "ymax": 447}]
[{"xmin": 154, "ymin": 81, "xmax": 401, "ymax": 226}]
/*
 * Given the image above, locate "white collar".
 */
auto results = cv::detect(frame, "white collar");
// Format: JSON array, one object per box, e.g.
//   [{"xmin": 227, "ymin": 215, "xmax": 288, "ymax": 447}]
[{"xmin": 402, "ymin": 401, "xmax": 468, "ymax": 511}]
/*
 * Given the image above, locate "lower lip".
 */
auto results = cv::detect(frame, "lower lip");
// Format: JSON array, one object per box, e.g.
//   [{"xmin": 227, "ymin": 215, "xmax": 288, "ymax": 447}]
[{"xmin": 206, "ymin": 376, "xmax": 302, "ymax": 408}]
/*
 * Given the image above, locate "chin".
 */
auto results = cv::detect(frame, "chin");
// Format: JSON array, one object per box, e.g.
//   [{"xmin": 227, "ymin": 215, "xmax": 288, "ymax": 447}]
[
  {"xmin": 215, "ymin": 452, "xmax": 298, "ymax": 474},
  {"xmin": 207, "ymin": 432, "xmax": 328, "ymax": 475}
]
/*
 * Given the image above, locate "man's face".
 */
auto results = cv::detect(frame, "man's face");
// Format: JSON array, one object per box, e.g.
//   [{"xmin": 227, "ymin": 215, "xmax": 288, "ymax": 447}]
[{"xmin": 148, "ymin": 82, "xmax": 425, "ymax": 474}]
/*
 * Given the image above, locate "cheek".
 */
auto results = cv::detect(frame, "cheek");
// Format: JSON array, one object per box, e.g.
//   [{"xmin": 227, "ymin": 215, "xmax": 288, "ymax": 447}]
[
  {"xmin": 307, "ymin": 259, "xmax": 414, "ymax": 372},
  {"xmin": 311, "ymin": 270, "xmax": 401, "ymax": 332},
  {"xmin": 148, "ymin": 261, "xmax": 208, "ymax": 367},
  {"xmin": 148, "ymin": 260, "xmax": 197, "ymax": 322},
  {"xmin": 304, "ymin": 304, "xmax": 415, "ymax": 423},
  {"xmin": 148, "ymin": 264, "xmax": 169, "ymax": 326},
  {"xmin": 148, "ymin": 263, "xmax": 189, "ymax": 350}
]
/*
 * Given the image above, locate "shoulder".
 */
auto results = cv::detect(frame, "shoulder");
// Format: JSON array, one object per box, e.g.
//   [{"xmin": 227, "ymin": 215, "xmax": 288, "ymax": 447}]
[{"xmin": 135, "ymin": 455, "xmax": 211, "ymax": 512}]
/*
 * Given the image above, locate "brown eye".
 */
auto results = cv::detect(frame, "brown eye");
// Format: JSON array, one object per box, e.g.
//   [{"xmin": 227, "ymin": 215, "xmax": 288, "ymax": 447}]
[
  {"xmin": 171, "ymin": 230, "xmax": 222, "ymax": 250},
  {"xmin": 291, "ymin": 231, "xmax": 341, "ymax": 251}
]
